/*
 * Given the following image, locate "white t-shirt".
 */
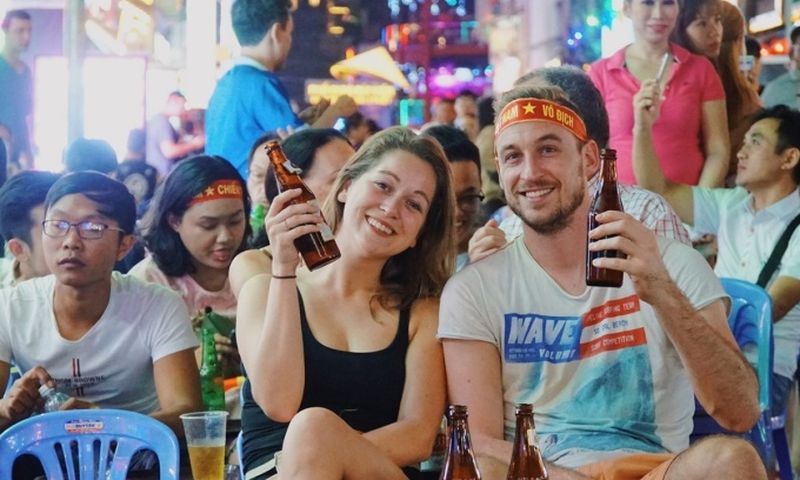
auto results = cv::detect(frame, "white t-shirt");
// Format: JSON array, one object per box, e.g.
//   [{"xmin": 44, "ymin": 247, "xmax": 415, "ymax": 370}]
[
  {"xmin": 0, "ymin": 257, "xmax": 16, "ymax": 288},
  {"xmin": 439, "ymin": 236, "xmax": 726, "ymax": 468},
  {"xmin": 0, "ymin": 272, "xmax": 198, "ymax": 414},
  {"xmin": 693, "ymin": 187, "xmax": 800, "ymax": 379}
]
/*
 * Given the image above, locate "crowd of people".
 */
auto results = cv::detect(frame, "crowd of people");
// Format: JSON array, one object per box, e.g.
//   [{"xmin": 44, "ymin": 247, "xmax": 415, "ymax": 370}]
[{"xmin": 0, "ymin": 0, "xmax": 799, "ymax": 479}]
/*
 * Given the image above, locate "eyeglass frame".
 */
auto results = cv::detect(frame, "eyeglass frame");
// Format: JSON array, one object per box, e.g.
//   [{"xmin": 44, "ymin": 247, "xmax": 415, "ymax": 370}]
[
  {"xmin": 42, "ymin": 220, "xmax": 127, "ymax": 240},
  {"xmin": 455, "ymin": 192, "xmax": 485, "ymax": 213}
]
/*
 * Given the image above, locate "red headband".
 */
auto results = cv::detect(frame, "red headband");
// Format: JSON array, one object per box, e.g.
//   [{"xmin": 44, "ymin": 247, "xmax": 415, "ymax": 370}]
[
  {"xmin": 495, "ymin": 98, "xmax": 588, "ymax": 142},
  {"xmin": 189, "ymin": 180, "xmax": 243, "ymax": 206}
]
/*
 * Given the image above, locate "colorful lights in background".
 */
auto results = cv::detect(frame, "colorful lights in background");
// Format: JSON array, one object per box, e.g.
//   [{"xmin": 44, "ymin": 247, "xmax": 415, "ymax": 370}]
[
  {"xmin": 387, "ymin": 0, "xmax": 469, "ymax": 18},
  {"xmin": 564, "ymin": 0, "xmax": 616, "ymax": 65}
]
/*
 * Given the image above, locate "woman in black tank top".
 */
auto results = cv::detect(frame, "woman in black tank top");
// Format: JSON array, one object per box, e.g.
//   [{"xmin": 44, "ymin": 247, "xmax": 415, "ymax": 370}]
[{"xmin": 231, "ymin": 127, "xmax": 457, "ymax": 479}]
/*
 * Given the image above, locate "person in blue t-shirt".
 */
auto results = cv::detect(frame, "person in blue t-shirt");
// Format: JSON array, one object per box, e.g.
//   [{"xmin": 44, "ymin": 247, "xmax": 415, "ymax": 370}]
[{"xmin": 205, "ymin": 0, "xmax": 356, "ymax": 180}]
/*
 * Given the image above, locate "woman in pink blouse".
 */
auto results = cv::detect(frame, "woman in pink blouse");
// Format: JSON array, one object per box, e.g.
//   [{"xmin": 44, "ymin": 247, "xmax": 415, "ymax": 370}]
[{"xmin": 589, "ymin": 0, "xmax": 729, "ymax": 187}]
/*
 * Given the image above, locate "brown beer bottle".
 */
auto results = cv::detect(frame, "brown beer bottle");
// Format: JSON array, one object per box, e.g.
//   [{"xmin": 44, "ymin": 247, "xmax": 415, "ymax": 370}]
[
  {"xmin": 586, "ymin": 148, "xmax": 624, "ymax": 287},
  {"xmin": 440, "ymin": 405, "xmax": 482, "ymax": 480},
  {"xmin": 507, "ymin": 404, "xmax": 548, "ymax": 480},
  {"xmin": 265, "ymin": 140, "xmax": 341, "ymax": 271}
]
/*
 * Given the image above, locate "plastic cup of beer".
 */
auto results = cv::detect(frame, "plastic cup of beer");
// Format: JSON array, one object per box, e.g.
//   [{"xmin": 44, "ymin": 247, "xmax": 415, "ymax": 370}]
[{"xmin": 180, "ymin": 411, "xmax": 229, "ymax": 480}]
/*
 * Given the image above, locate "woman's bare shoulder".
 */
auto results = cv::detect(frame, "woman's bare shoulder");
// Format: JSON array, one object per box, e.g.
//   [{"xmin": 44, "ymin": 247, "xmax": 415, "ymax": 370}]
[
  {"xmin": 230, "ymin": 247, "xmax": 273, "ymax": 296},
  {"xmin": 408, "ymin": 296, "xmax": 441, "ymax": 339}
]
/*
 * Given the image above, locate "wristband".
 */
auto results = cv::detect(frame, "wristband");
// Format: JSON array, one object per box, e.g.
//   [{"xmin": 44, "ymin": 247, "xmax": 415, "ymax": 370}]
[{"xmin": 271, "ymin": 274, "xmax": 297, "ymax": 280}]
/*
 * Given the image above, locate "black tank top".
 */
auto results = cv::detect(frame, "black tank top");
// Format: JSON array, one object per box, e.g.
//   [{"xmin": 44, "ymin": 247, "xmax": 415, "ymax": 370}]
[{"xmin": 241, "ymin": 293, "xmax": 410, "ymax": 469}]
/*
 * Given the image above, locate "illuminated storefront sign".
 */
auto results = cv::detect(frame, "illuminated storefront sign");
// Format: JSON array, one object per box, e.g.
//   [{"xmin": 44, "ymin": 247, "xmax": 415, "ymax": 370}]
[{"xmin": 305, "ymin": 80, "xmax": 397, "ymax": 106}]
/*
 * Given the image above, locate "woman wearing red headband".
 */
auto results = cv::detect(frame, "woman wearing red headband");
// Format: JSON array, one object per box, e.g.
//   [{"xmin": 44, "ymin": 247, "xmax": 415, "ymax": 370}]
[{"xmin": 132, "ymin": 155, "xmax": 251, "ymax": 374}]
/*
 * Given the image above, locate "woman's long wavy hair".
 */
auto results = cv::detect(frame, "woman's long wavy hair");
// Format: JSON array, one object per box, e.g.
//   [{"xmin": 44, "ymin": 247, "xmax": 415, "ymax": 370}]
[
  {"xmin": 322, "ymin": 127, "xmax": 456, "ymax": 311},
  {"xmin": 718, "ymin": 1, "xmax": 761, "ymax": 130}
]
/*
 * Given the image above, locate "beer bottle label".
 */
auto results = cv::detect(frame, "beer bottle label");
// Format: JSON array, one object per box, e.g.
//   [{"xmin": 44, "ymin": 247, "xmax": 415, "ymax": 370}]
[
  {"xmin": 307, "ymin": 199, "xmax": 336, "ymax": 242},
  {"xmin": 319, "ymin": 223, "xmax": 335, "ymax": 242},
  {"xmin": 282, "ymin": 159, "xmax": 302, "ymax": 175},
  {"xmin": 526, "ymin": 428, "xmax": 537, "ymax": 447}
]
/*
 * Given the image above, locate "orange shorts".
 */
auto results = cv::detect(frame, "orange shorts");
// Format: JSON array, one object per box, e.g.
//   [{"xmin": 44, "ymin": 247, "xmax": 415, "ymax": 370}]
[{"xmin": 577, "ymin": 453, "xmax": 677, "ymax": 480}]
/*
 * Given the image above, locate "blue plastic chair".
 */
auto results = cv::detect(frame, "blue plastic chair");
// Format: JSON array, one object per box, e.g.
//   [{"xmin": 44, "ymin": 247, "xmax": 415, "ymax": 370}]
[
  {"xmin": 0, "ymin": 409, "xmax": 180, "ymax": 480},
  {"xmin": 691, "ymin": 278, "xmax": 781, "ymax": 474}
]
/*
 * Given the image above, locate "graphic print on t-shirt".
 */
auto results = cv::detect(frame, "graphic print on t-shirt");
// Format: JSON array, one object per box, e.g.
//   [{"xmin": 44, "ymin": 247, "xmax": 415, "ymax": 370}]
[
  {"xmin": 501, "ymin": 294, "xmax": 662, "ymax": 462},
  {"xmin": 504, "ymin": 295, "xmax": 645, "ymax": 364},
  {"xmin": 54, "ymin": 358, "xmax": 105, "ymax": 397}
]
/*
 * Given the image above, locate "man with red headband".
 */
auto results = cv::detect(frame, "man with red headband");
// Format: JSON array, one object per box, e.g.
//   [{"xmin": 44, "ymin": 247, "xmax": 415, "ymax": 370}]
[{"xmin": 438, "ymin": 83, "xmax": 765, "ymax": 479}]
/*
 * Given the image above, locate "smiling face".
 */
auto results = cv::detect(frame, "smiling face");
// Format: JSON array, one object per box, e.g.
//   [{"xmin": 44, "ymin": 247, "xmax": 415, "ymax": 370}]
[
  {"xmin": 169, "ymin": 198, "xmax": 246, "ymax": 274},
  {"xmin": 495, "ymin": 121, "xmax": 594, "ymax": 235},
  {"xmin": 685, "ymin": 4, "xmax": 723, "ymax": 58},
  {"xmin": 43, "ymin": 194, "xmax": 133, "ymax": 289},
  {"xmin": 336, "ymin": 150, "xmax": 437, "ymax": 259},
  {"xmin": 626, "ymin": 0, "xmax": 680, "ymax": 46}
]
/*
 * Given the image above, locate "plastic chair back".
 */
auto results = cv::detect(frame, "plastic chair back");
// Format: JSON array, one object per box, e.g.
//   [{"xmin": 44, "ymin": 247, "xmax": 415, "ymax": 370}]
[
  {"xmin": 692, "ymin": 278, "xmax": 774, "ymax": 467},
  {"xmin": 0, "ymin": 409, "xmax": 180, "ymax": 480}
]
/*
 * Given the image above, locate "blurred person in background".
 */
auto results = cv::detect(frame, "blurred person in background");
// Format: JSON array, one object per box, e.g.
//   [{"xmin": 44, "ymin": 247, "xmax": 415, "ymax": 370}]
[
  {"xmin": 474, "ymin": 95, "xmax": 505, "ymax": 221},
  {"xmin": 246, "ymin": 132, "xmax": 280, "ymax": 237},
  {"xmin": 744, "ymin": 36, "xmax": 764, "ymax": 95},
  {"xmin": 343, "ymin": 111, "xmax": 372, "ymax": 149},
  {"xmin": 454, "ymin": 90, "xmax": 479, "ymax": 140},
  {"xmin": 250, "ymin": 128, "xmax": 355, "ymax": 249},
  {"xmin": 423, "ymin": 125, "xmax": 482, "ymax": 271},
  {"xmin": 205, "ymin": 0, "xmax": 356, "ymax": 180},
  {"xmin": 674, "ymin": 1, "xmax": 761, "ymax": 181},
  {"xmin": 0, "ymin": 171, "xmax": 59, "ymax": 287},
  {"xmin": 672, "ymin": 0, "xmax": 723, "ymax": 60},
  {"xmin": 761, "ymin": 26, "xmax": 800, "ymax": 108},
  {"xmin": 146, "ymin": 91, "xmax": 204, "ymax": 178},
  {"xmin": 589, "ymin": 0, "xmax": 729, "ymax": 188},
  {"xmin": 63, "ymin": 138, "xmax": 118, "ymax": 176},
  {"xmin": 717, "ymin": 2, "xmax": 762, "ymax": 182},
  {"xmin": 0, "ymin": 10, "xmax": 33, "ymax": 170},
  {"xmin": 429, "ymin": 97, "xmax": 456, "ymax": 126}
]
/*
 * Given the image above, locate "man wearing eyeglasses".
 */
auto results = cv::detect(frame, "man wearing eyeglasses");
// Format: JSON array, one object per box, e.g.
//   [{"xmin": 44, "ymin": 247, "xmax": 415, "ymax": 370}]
[
  {"xmin": 0, "ymin": 172, "xmax": 202, "ymax": 439},
  {"xmin": 422, "ymin": 125, "xmax": 483, "ymax": 271}
]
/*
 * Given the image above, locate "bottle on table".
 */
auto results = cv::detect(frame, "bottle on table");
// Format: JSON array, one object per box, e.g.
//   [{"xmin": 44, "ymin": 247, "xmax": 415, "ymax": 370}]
[
  {"xmin": 440, "ymin": 404, "xmax": 482, "ymax": 480},
  {"xmin": 507, "ymin": 403, "xmax": 548, "ymax": 480},
  {"xmin": 265, "ymin": 140, "xmax": 340, "ymax": 271},
  {"xmin": 199, "ymin": 327, "xmax": 225, "ymax": 411},
  {"xmin": 39, "ymin": 384, "xmax": 70, "ymax": 413},
  {"xmin": 586, "ymin": 148, "xmax": 625, "ymax": 288}
]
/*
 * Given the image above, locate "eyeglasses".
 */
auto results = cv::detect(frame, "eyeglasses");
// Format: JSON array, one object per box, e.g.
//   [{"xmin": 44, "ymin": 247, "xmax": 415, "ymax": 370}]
[
  {"xmin": 42, "ymin": 220, "xmax": 125, "ymax": 240},
  {"xmin": 456, "ymin": 192, "xmax": 485, "ymax": 213}
]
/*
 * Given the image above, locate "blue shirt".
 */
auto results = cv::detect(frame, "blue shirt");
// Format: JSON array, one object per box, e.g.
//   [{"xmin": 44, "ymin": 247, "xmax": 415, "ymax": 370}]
[
  {"xmin": 0, "ymin": 57, "xmax": 33, "ymax": 160},
  {"xmin": 205, "ymin": 58, "xmax": 303, "ymax": 179},
  {"xmin": 761, "ymin": 70, "xmax": 800, "ymax": 109}
]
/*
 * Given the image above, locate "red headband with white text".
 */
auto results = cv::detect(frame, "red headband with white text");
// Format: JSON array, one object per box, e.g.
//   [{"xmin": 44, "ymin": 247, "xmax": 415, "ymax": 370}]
[
  {"xmin": 189, "ymin": 180, "xmax": 243, "ymax": 206},
  {"xmin": 495, "ymin": 98, "xmax": 588, "ymax": 142}
]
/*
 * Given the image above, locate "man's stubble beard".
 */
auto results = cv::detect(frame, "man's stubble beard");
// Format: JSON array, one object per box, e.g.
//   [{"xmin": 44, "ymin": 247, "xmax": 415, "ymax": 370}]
[{"xmin": 509, "ymin": 170, "xmax": 586, "ymax": 236}]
